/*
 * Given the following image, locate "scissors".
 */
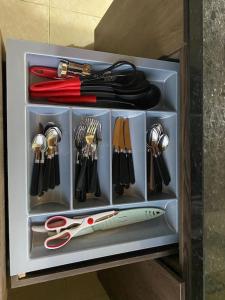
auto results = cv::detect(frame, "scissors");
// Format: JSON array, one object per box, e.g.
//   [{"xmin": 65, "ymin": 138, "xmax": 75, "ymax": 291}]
[{"xmin": 35, "ymin": 207, "xmax": 165, "ymax": 250}]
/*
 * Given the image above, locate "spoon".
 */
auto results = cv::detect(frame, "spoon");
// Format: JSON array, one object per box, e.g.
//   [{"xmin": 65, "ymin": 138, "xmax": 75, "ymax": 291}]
[
  {"xmin": 37, "ymin": 135, "xmax": 47, "ymax": 196},
  {"xmin": 150, "ymin": 127, "xmax": 160, "ymax": 152},
  {"xmin": 149, "ymin": 128, "xmax": 163, "ymax": 193},
  {"xmin": 50, "ymin": 126, "xmax": 62, "ymax": 187},
  {"xmin": 30, "ymin": 134, "xmax": 46, "ymax": 196},
  {"xmin": 43, "ymin": 128, "xmax": 59, "ymax": 191},
  {"xmin": 158, "ymin": 134, "xmax": 169, "ymax": 152},
  {"xmin": 152, "ymin": 123, "xmax": 163, "ymax": 137},
  {"xmin": 44, "ymin": 124, "xmax": 62, "ymax": 188},
  {"xmin": 148, "ymin": 128, "xmax": 160, "ymax": 192},
  {"xmin": 157, "ymin": 134, "xmax": 171, "ymax": 186}
]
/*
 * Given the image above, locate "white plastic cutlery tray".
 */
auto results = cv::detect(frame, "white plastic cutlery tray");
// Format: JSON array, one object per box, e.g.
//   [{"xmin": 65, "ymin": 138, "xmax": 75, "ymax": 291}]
[{"xmin": 6, "ymin": 39, "xmax": 179, "ymax": 276}]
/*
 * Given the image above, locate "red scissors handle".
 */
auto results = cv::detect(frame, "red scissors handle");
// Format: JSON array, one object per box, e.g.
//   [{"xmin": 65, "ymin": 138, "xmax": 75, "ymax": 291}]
[
  {"xmin": 45, "ymin": 230, "xmax": 72, "ymax": 249},
  {"xmin": 30, "ymin": 66, "xmax": 59, "ymax": 79},
  {"xmin": 45, "ymin": 215, "xmax": 82, "ymax": 231},
  {"xmin": 45, "ymin": 216, "xmax": 68, "ymax": 230}
]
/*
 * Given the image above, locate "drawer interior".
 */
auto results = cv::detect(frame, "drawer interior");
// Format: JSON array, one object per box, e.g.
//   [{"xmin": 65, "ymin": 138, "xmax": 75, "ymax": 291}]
[{"xmin": 7, "ymin": 39, "xmax": 179, "ymax": 276}]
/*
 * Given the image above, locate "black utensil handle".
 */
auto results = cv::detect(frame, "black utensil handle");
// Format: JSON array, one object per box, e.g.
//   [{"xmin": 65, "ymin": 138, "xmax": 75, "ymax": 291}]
[
  {"xmin": 49, "ymin": 156, "xmax": 55, "ymax": 189},
  {"xmin": 43, "ymin": 157, "xmax": 51, "ymax": 191},
  {"xmin": 75, "ymin": 158, "xmax": 87, "ymax": 202},
  {"xmin": 94, "ymin": 171, "xmax": 101, "ymax": 197},
  {"xmin": 80, "ymin": 189, "xmax": 87, "ymax": 202},
  {"xmin": 75, "ymin": 187, "xmax": 87, "ymax": 202},
  {"xmin": 54, "ymin": 153, "xmax": 60, "ymax": 186},
  {"xmin": 38, "ymin": 162, "xmax": 44, "ymax": 197},
  {"xmin": 128, "ymin": 152, "xmax": 135, "ymax": 184},
  {"xmin": 81, "ymin": 158, "xmax": 88, "ymax": 202},
  {"xmin": 86, "ymin": 157, "xmax": 92, "ymax": 192},
  {"xmin": 147, "ymin": 150, "xmax": 151, "ymax": 181},
  {"xmin": 149, "ymin": 153, "xmax": 155, "ymax": 192},
  {"xmin": 30, "ymin": 160, "xmax": 40, "ymax": 196},
  {"xmin": 112, "ymin": 151, "xmax": 120, "ymax": 184},
  {"xmin": 119, "ymin": 152, "xmax": 129, "ymax": 185},
  {"xmin": 76, "ymin": 157, "xmax": 88, "ymax": 192},
  {"xmin": 75, "ymin": 161, "xmax": 81, "ymax": 190},
  {"xmin": 78, "ymin": 182, "xmax": 87, "ymax": 202},
  {"xmin": 90, "ymin": 159, "xmax": 97, "ymax": 193},
  {"xmin": 114, "ymin": 184, "xmax": 124, "ymax": 195},
  {"xmin": 157, "ymin": 154, "xmax": 171, "ymax": 186},
  {"xmin": 153, "ymin": 156, "xmax": 162, "ymax": 193}
]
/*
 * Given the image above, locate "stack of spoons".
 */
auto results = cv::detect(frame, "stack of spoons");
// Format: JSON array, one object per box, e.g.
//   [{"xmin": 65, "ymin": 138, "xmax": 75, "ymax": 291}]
[
  {"xmin": 30, "ymin": 122, "xmax": 62, "ymax": 197},
  {"xmin": 146, "ymin": 123, "xmax": 170, "ymax": 194}
]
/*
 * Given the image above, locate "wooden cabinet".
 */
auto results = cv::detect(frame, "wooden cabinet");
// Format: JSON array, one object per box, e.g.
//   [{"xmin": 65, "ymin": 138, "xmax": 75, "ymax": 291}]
[{"xmin": 0, "ymin": 32, "xmax": 7, "ymax": 300}]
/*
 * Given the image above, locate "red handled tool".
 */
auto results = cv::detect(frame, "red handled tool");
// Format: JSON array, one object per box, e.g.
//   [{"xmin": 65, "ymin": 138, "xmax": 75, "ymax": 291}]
[{"xmin": 29, "ymin": 62, "xmax": 161, "ymax": 109}]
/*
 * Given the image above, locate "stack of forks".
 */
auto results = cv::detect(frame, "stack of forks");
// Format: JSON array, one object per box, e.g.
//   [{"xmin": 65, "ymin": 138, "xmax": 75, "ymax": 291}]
[{"xmin": 74, "ymin": 117, "xmax": 102, "ymax": 202}]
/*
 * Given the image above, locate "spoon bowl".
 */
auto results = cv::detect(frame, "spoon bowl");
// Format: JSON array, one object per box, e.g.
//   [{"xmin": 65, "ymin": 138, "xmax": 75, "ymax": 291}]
[
  {"xmin": 32, "ymin": 134, "xmax": 47, "ymax": 153},
  {"xmin": 158, "ymin": 134, "xmax": 169, "ymax": 152},
  {"xmin": 150, "ymin": 127, "xmax": 160, "ymax": 145},
  {"xmin": 152, "ymin": 123, "xmax": 163, "ymax": 136}
]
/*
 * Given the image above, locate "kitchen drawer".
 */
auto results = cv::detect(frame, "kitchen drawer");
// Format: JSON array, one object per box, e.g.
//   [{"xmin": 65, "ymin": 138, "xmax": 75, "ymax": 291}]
[
  {"xmin": 98, "ymin": 259, "xmax": 185, "ymax": 300},
  {"xmin": 6, "ymin": 39, "xmax": 184, "ymax": 285}
]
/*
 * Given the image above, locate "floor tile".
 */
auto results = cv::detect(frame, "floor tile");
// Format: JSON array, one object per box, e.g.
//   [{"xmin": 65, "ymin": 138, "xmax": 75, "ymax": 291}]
[
  {"xmin": 50, "ymin": 7, "xmax": 100, "ymax": 48},
  {"xmin": 0, "ymin": 0, "xmax": 49, "ymax": 46},
  {"xmin": 19, "ymin": 0, "xmax": 49, "ymax": 6},
  {"xmin": 50, "ymin": 0, "xmax": 113, "ymax": 18},
  {"xmin": 8, "ymin": 274, "xmax": 109, "ymax": 300}
]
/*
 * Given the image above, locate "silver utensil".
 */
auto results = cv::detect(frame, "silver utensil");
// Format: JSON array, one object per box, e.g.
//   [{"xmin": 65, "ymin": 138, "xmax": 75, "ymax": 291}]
[
  {"xmin": 74, "ymin": 117, "xmax": 102, "ymax": 201},
  {"xmin": 30, "ymin": 134, "xmax": 46, "ymax": 196},
  {"xmin": 43, "ymin": 125, "xmax": 62, "ymax": 191}
]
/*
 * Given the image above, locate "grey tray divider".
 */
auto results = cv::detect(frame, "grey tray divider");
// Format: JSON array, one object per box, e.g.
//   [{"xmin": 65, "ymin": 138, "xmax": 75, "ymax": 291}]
[
  {"xmin": 144, "ymin": 113, "xmax": 148, "ymax": 202},
  {"xmin": 109, "ymin": 110, "xmax": 113, "ymax": 206},
  {"xmin": 69, "ymin": 108, "xmax": 73, "ymax": 210}
]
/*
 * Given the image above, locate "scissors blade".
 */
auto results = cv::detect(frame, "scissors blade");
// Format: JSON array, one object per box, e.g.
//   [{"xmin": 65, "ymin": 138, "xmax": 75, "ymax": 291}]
[{"xmin": 94, "ymin": 211, "xmax": 118, "ymax": 222}]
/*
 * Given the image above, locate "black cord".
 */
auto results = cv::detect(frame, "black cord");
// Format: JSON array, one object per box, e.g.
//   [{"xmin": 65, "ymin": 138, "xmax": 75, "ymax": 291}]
[{"xmin": 87, "ymin": 61, "xmax": 137, "ymax": 80}]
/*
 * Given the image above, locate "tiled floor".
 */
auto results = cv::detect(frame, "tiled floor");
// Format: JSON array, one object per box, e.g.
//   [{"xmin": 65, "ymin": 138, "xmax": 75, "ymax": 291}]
[
  {"xmin": 0, "ymin": 0, "xmax": 113, "ymax": 49},
  {"xmin": 8, "ymin": 272, "xmax": 110, "ymax": 300},
  {"xmin": 0, "ymin": 1, "xmax": 113, "ymax": 299}
]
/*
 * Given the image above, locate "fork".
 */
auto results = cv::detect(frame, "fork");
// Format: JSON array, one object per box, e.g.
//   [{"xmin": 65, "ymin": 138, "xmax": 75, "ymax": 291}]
[
  {"xmin": 75, "ymin": 119, "xmax": 99, "ymax": 200},
  {"xmin": 85, "ymin": 119, "xmax": 99, "ymax": 145},
  {"xmin": 74, "ymin": 125, "xmax": 86, "ymax": 193}
]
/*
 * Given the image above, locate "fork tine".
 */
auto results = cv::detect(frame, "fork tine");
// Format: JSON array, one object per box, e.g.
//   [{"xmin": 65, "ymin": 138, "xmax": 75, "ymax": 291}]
[{"xmin": 89, "ymin": 120, "xmax": 97, "ymax": 134}]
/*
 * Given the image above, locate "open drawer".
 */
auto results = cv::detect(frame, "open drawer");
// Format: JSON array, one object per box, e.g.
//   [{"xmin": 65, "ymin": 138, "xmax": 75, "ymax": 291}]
[{"xmin": 6, "ymin": 39, "xmax": 181, "ymax": 281}]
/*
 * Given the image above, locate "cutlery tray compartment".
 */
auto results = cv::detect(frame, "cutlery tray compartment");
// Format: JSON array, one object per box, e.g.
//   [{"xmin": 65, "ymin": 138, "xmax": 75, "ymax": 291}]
[
  {"xmin": 146, "ymin": 111, "xmax": 178, "ymax": 200},
  {"xmin": 7, "ymin": 39, "xmax": 180, "ymax": 276},
  {"xmin": 29, "ymin": 199, "xmax": 177, "ymax": 263},
  {"xmin": 111, "ymin": 110, "xmax": 146, "ymax": 204},
  {"xmin": 27, "ymin": 106, "xmax": 71, "ymax": 213},
  {"xmin": 26, "ymin": 52, "xmax": 178, "ymax": 112},
  {"xmin": 72, "ymin": 108, "xmax": 111, "ymax": 209}
]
